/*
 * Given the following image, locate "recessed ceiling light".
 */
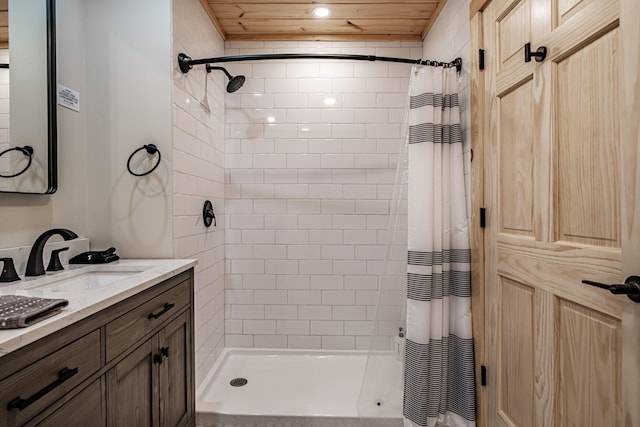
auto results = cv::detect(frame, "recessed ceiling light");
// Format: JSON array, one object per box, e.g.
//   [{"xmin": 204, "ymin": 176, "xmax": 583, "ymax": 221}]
[{"xmin": 313, "ymin": 7, "xmax": 331, "ymax": 18}]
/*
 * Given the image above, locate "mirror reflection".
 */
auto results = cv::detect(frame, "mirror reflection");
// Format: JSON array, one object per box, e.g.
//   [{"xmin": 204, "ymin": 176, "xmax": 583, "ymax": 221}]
[{"xmin": 0, "ymin": 0, "xmax": 56, "ymax": 194}]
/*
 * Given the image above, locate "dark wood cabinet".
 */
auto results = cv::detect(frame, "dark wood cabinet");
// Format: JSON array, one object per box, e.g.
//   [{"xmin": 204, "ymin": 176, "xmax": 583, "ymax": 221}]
[
  {"xmin": 107, "ymin": 310, "xmax": 193, "ymax": 427},
  {"xmin": 0, "ymin": 331, "xmax": 101, "ymax": 427},
  {"xmin": 159, "ymin": 312, "xmax": 192, "ymax": 427},
  {"xmin": 107, "ymin": 338, "xmax": 157, "ymax": 427},
  {"xmin": 33, "ymin": 379, "xmax": 105, "ymax": 427},
  {"xmin": 1, "ymin": 268, "xmax": 194, "ymax": 427}
]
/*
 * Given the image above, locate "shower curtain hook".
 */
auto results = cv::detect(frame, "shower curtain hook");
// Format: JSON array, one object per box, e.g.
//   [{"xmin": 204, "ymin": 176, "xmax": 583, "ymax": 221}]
[{"xmin": 413, "ymin": 58, "xmax": 423, "ymax": 75}]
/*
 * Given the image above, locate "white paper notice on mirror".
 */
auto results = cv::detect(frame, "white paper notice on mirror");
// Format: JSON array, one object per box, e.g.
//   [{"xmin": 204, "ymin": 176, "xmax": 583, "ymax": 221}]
[{"xmin": 57, "ymin": 84, "xmax": 80, "ymax": 112}]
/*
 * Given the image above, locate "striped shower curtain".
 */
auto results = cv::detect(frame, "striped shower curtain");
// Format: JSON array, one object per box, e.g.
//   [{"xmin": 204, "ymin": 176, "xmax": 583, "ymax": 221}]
[{"xmin": 403, "ymin": 64, "xmax": 476, "ymax": 427}]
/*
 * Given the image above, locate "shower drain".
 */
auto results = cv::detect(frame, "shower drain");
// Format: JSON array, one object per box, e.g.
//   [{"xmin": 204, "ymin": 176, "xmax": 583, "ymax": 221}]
[{"xmin": 230, "ymin": 377, "xmax": 248, "ymax": 387}]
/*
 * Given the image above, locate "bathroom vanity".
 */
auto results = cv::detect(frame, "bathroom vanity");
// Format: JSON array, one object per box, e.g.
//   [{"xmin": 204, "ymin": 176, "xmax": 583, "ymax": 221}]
[{"xmin": 0, "ymin": 259, "xmax": 196, "ymax": 427}]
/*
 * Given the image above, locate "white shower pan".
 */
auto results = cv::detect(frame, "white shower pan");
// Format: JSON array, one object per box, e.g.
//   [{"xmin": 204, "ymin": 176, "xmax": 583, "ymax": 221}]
[{"xmin": 196, "ymin": 348, "xmax": 403, "ymax": 427}]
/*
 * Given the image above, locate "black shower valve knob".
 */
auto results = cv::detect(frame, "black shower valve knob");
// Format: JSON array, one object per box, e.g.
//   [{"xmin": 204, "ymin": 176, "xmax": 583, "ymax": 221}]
[{"xmin": 203, "ymin": 200, "xmax": 216, "ymax": 228}]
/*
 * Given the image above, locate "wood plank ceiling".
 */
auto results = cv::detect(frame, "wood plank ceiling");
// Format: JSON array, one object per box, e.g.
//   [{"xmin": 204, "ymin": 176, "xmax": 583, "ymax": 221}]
[
  {"xmin": 199, "ymin": 0, "xmax": 448, "ymax": 41},
  {"xmin": 0, "ymin": 0, "xmax": 7, "ymax": 48}
]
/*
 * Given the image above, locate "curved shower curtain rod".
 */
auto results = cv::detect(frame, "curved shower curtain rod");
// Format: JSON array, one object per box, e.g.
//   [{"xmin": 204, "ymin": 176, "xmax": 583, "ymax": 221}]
[{"xmin": 178, "ymin": 53, "xmax": 462, "ymax": 74}]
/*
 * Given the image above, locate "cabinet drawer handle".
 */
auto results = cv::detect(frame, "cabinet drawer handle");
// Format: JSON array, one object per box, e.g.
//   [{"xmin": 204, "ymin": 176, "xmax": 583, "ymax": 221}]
[
  {"xmin": 7, "ymin": 367, "xmax": 79, "ymax": 411},
  {"xmin": 147, "ymin": 302, "xmax": 175, "ymax": 319}
]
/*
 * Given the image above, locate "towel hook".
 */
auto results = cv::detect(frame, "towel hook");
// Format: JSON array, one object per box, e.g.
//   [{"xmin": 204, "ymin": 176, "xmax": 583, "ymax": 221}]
[
  {"xmin": 127, "ymin": 144, "xmax": 161, "ymax": 176},
  {"xmin": 524, "ymin": 42, "xmax": 547, "ymax": 63}
]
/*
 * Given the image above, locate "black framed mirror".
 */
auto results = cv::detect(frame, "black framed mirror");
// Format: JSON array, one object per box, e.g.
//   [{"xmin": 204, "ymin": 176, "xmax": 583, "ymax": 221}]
[{"xmin": 0, "ymin": 0, "xmax": 56, "ymax": 194}]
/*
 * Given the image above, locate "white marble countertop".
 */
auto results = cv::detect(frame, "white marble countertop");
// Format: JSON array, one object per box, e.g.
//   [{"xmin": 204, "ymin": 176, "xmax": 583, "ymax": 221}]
[{"xmin": 0, "ymin": 258, "xmax": 197, "ymax": 357}]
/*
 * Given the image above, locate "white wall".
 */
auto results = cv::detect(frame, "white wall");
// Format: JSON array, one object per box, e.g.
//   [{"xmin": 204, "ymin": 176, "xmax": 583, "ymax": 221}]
[
  {"xmin": 423, "ymin": 0, "xmax": 472, "ymax": 218},
  {"xmin": 222, "ymin": 40, "xmax": 421, "ymax": 350},
  {"xmin": 0, "ymin": 0, "xmax": 175, "ymax": 255},
  {"xmin": 172, "ymin": 0, "xmax": 226, "ymax": 386},
  {"xmin": 84, "ymin": 0, "xmax": 174, "ymax": 258},
  {"xmin": 0, "ymin": 0, "xmax": 89, "ymax": 248}
]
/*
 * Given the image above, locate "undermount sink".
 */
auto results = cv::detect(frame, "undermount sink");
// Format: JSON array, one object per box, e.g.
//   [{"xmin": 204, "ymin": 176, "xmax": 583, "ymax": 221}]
[
  {"xmin": 4, "ymin": 264, "xmax": 154, "ymax": 295},
  {"xmin": 24, "ymin": 270, "xmax": 146, "ymax": 292}
]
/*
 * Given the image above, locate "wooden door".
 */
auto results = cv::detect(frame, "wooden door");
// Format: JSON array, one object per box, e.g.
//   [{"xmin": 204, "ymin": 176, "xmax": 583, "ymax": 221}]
[
  {"xmin": 107, "ymin": 338, "xmax": 158, "ymax": 427},
  {"xmin": 158, "ymin": 310, "xmax": 193, "ymax": 427},
  {"xmin": 619, "ymin": 0, "xmax": 640, "ymax": 425},
  {"xmin": 481, "ymin": 0, "xmax": 640, "ymax": 425}
]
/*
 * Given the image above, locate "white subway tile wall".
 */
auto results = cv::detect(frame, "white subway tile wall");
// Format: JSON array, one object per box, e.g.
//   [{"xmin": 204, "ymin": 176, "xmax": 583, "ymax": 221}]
[
  {"xmin": 423, "ymin": 0, "xmax": 472, "ymax": 220},
  {"xmin": 171, "ymin": 0, "xmax": 471, "ymax": 363},
  {"xmin": 173, "ymin": 0, "xmax": 226, "ymax": 387},
  {"xmin": 223, "ymin": 40, "xmax": 423, "ymax": 350}
]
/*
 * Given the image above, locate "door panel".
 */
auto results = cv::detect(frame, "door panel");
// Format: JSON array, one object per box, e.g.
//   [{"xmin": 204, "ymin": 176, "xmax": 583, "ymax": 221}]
[
  {"xmin": 554, "ymin": 0, "xmax": 588, "ymax": 26},
  {"xmin": 499, "ymin": 80, "xmax": 535, "ymax": 237},
  {"xmin": 497, "ymin": 0, "xmax": 532, "ymax": 71},
  {"xmin": 483, "ymin": 0, "xmax": 626, "ymax": 425},
  {"xmin": 556, "ymin": 29, "xmax": 620, "ymax": 247},
  {"xmin": 556, "ymin": 300, "xmax": 620, "ymax": 427},
  {"xmin": 498, "ymin": 279, "xmax": 534, "ymax": 427}
]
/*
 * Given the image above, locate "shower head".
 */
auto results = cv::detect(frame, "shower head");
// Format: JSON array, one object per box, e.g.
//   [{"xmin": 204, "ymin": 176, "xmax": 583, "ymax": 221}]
[
  {"xmin": 226, "ymin": 75, "xmax": 246, "ymax": 93},
  {"xmin": 206, "ymin": 65, "xmax": 246, "ymax": 93}
]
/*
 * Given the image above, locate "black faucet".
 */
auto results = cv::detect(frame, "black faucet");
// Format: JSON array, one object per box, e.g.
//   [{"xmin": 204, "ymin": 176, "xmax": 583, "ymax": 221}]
[{"xmin": 25, "ymin": 228, "xmax": 78, "ymax": 277}]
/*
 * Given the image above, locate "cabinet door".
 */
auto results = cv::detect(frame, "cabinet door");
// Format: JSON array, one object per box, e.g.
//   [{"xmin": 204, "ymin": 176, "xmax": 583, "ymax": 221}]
[
  {"xmin": 158, "ymin": 310, "xmax": 193, "ymax": 427},
  {"xmin": 34, "ymin": 378, "xmax": 105, "ymax": 427},
  {"xmin": 107, "ymin": 338, "xmax": 158, "ymax": 427}
]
